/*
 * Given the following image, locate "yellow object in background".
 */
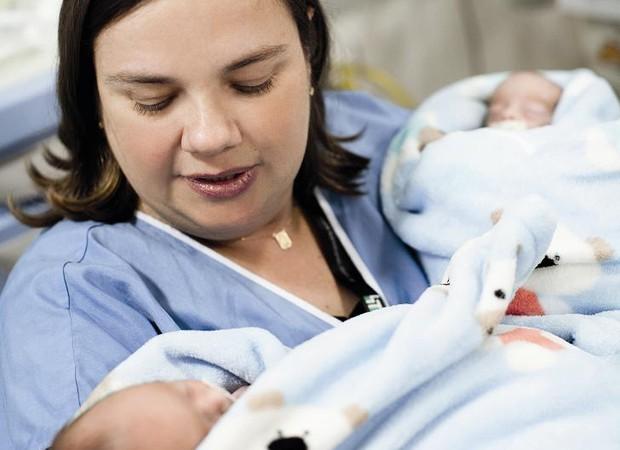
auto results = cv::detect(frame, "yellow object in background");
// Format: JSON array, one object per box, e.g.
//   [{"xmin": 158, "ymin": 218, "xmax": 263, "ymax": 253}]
[
  {"xmin": 599, "ymin": 41, "xmax": 620, "ymax": 66},
  {"xmin": 330, "ymin": 62, "xmax": 417, "ymax": 109}
]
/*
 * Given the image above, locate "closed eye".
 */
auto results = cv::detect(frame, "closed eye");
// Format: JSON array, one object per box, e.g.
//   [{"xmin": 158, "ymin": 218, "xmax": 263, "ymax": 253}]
[
  {"xmin": 134, "ymin": 97, "xmax": 174, "ymax": 116},
  {"xmin": 233, "ymin": 77, "xmax": 275, "ymax": 96},
  {"xmin": 525, "ymin": 104, "xmax": 550, "ymax": 117},
  {"xmin": 132, "ymin": 76, "xmax": 276, "ymax": 117}
]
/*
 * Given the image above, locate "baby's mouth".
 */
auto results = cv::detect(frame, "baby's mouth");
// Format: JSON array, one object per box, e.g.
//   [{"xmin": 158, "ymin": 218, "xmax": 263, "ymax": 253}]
[{"xmin": 488, "ymin": 120, "xmax": 529, "ymax": 131}]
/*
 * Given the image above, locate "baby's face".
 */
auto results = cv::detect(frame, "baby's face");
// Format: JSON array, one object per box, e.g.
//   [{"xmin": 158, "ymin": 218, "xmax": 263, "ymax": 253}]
[
  {"xmin": 69, "ymin": 381, "xmax": 231, "ymax": 449},
  {"xmin": 486, "ymin": 72, "xmax": 562, "ymax": 129}
]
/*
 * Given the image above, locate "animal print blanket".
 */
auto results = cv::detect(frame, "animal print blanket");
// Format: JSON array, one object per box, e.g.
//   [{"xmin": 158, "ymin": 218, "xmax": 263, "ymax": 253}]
[{"xmin": 77, "ymin": 201, "xmax": 620, "ymax": 450}]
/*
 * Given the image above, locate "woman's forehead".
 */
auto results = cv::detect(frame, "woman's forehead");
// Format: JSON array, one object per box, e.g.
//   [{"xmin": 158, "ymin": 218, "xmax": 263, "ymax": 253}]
[{"xmin": 94, "ymin": 0, "xmax": 297, "ymax": 75}]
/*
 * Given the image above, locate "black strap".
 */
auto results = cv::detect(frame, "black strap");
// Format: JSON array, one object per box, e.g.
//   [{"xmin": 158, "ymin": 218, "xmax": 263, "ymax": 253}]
[{"xmin": 302, "ymin": 196, "xmax": 386, "ymax": 321}]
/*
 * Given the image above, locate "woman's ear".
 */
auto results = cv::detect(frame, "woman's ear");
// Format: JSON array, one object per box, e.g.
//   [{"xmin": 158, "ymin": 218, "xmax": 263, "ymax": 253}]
[{"xmin": 307, "ymin": 6, "xmax": 315, "ymax": 21}]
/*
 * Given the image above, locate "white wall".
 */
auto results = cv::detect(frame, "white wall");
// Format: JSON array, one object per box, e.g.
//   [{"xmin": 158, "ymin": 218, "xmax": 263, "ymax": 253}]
[{"xmin": 326, "ymin": 0, "xmax": 587, "ymax": 103}]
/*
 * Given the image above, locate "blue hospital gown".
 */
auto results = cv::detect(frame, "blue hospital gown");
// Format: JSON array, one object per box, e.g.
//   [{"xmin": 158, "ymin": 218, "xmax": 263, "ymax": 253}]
[{"xmin": 0, "ymin": 91, "xmax": 428, "ymax": 450}]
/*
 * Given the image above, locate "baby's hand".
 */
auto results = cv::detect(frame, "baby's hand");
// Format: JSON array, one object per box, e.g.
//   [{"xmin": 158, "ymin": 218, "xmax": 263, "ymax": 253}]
[
  {"xmin": 172, "ymin": 380, "xmax": 236, "ymax": 430},
  {"xmin": 419, "ymin": 126, "xmax": 446, "ymax": 151}
]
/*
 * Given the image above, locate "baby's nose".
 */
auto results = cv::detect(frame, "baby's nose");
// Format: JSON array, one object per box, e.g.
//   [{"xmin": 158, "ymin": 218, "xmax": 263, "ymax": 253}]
[{"xmin": 499, "ymin": 103, "xmax": 524, "ymax": 120}]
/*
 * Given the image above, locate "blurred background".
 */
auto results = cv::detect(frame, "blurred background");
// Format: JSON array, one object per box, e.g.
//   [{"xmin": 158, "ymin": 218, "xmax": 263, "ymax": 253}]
[
  {"xmin": 1, "ymin": 0, "xmax": 620, "ymax": 282},
  {"xmin": 325, "ymin": 0, "xmax": 620, "ymax": 105}
]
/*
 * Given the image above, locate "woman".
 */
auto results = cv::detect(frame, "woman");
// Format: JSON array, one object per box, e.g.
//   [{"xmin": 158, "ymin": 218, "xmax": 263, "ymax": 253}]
[{"xmin": 0, "ymin": 0, "xmax": 428, "ymax": 448}]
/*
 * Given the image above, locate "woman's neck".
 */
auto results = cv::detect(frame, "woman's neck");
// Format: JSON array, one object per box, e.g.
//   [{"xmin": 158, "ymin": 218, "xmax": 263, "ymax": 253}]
[{"xmin": 206, "ymin": 200, "xmax": 301, "ymax": 256}]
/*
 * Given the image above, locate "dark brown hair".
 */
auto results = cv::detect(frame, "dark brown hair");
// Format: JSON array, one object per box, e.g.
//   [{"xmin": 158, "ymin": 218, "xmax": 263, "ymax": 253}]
[{"xmin": 11, "ymin": 0, "xmax": 368, "ymax": 227}]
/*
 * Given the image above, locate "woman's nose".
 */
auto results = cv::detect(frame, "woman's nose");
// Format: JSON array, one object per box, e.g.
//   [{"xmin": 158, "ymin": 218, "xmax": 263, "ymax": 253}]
[{"xmin": 181, "ymin": 101, "xmax": 242, "ymax": 156}]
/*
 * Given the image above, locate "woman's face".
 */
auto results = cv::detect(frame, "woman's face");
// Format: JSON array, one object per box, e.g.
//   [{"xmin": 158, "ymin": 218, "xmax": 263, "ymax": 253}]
[{"xmin": 95, "ymin": 0, "xmax": 311, "ymax": 241}]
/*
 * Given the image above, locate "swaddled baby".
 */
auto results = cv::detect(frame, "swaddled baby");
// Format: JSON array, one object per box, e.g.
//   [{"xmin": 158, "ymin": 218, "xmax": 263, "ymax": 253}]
[
  {"xmin": 48, "ymin": 328, "xmax": 286, "ymax": 450},
  {"xmin": 382, "ymin": 68, "xmax": 620, "ymax": 317}
]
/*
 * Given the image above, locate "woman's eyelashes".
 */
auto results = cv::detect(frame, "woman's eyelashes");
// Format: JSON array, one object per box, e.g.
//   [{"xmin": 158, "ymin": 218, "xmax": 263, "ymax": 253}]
[
  {"xmin": 133, "ymin": 97, "xmax": 175, "ymax": 116},
  {"xmin": 132, "ymin": 77, "xmax": 277, "ymax": 116},
  {"xmin": 232, "ymin": 76, "xmax": 276, "ymax": 96}
]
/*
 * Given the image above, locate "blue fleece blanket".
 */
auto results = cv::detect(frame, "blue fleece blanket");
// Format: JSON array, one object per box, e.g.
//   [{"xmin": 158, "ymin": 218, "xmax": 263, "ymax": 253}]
[
  {"xmin": 78, "ymin": 201, "xmax": 620, "ymax": 449},
  {"xmin": 381, "ymin": 70, "xmax": 620, "ymax": 357}
]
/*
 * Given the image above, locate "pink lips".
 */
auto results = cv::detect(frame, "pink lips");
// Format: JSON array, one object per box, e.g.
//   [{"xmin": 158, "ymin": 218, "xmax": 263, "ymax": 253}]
[{"xmin": 184, "ymin": 166, "xmax": 257, "ymax": 199}]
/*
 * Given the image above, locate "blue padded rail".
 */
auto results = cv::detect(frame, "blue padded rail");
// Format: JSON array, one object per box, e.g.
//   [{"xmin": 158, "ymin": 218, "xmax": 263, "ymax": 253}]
[{"xmin": 0, "ymin": 69, "xmax": 58, "ymax": 162}]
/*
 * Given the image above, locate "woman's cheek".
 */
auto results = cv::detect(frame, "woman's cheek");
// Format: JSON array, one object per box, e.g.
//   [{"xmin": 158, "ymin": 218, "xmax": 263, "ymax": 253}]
[
  {"xmin": 112, "ymin": 119, "xmax": 178, "ymax": 174},
  {"xmin": 271, "ymin": 91, "xmax": 310, "ymax": 149}
]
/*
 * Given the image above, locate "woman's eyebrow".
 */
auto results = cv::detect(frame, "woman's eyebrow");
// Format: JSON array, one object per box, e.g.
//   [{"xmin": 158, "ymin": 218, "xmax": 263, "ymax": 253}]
[
  {"xmin": 104, "ymin": 45, "xmax": 288, "ymax": 87},
  {"xmin": 223, "ymin": 44, "xmax": 288, "ymax": 73},
  {"xmin": 104, "ymin": 73, "xmax": 176, "ymax": 86}
]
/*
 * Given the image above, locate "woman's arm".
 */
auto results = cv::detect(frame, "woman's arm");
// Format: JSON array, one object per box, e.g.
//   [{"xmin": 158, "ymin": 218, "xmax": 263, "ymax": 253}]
[{"xmin": 0, "ymin": 230, "xmax": 164, "ymax": 449}]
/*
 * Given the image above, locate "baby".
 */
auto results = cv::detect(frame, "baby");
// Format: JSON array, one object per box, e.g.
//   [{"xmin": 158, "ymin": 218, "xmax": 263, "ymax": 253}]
[
  {"xmin": 485, "ymin": 70, "xmax": 563, "ymax": 129},
  {"xmin": 48, "ymin": 327, "xmax": 283, "ymax": 450},
  {"xmin": 50, "ymin": 380, "xmax": 245, "ymax": 450},
  {"xmin": 419, "ymin": 71, "xmax": 563, "ymax": 145}
]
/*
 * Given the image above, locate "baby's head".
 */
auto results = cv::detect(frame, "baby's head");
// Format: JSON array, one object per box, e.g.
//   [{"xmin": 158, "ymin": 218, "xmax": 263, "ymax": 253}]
[
  {"xmin": 486, "ymin": 71, "xmax": 562, "ymax": 130},
  {"xmin": 51, "ymin": 380, "xmax": 231, "ymax": 450}
]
